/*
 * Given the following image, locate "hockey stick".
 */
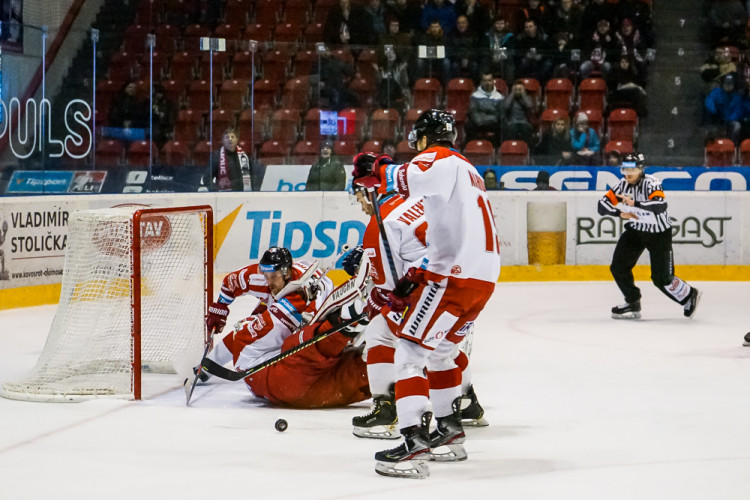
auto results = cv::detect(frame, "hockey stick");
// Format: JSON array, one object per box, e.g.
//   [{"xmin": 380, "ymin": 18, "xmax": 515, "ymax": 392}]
[
  {"xmin": 200, "ymin": 313, "xmax": 366, "ymax": 382},
  {"xmin": 367, "ymin": 189, "xmax": 400, "ymax": 284},
  {"xmin": 184, "ymin": 327, "xmax": 215, "ymax": 406}
]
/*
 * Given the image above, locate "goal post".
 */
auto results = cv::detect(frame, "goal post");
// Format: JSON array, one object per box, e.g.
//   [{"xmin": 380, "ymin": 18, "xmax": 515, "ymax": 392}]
[{"xmin": 1, "ymin": 205, "xmax": 213, "ymax": 402}]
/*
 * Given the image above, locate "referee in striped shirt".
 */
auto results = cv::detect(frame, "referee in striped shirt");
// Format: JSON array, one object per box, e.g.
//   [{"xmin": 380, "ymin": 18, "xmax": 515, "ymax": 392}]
[{"xmin": 598, "ymin": 153, "xmax": 701, "ymax": 320}]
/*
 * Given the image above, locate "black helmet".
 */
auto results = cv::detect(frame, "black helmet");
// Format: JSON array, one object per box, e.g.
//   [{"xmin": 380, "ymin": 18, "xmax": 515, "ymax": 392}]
[
  {"xmin": 408, "ymin": 109, "xmax": 457, "ymax": 149},
  {"xmin": 259, "ymin": 247, "xmax": 293, "ymax": 274},
  {"xmin": 621, "ymin": 152, "xmax": 645, "ymax": 169},
  {"xmin": 351, "ymin": 152, "xmax": 377, "ymax": 182}
]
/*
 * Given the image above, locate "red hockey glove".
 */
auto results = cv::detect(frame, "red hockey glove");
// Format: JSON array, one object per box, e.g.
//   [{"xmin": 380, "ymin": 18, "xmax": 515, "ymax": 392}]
[
  {"xmin": 352, "ymin": 152, "xmax": 377, "ymax": 179},
  {"xmin": 365, "ymin": 287, "xmax": 389, "ymax": 320},
  {"xmin": 386, "ymin": 268, "xmax": 422, "ymax": 313},
  {"xmin": 206, "ymin": 301, "xmax": 230, "ymax": 333}
]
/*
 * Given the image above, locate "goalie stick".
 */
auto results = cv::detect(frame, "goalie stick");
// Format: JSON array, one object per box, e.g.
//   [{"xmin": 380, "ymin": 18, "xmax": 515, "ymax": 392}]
[
  {"xmin": 184, "ymin": 326, "xmax": 216, "ymax": 405},
  {"xmin": 189, "ymin": 253, "xmax": 371, "ymax": 387},
  {"xmin": 199, "ymin": 313, "xmax": 366, "ymax": 382}
]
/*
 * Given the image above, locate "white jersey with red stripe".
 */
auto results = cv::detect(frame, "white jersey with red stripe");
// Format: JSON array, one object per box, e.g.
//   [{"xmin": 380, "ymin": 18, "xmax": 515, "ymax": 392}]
[
  {"xmin": 383, "ymin": 146, "xmax": 501, "ymax": 284},
  {"xmin": 364, "ymin": 193, "xmax": 428, "ymax": 291},
  {"xmin": 212, "ymin": 261, "xmax": 335, "ymax": 370}
]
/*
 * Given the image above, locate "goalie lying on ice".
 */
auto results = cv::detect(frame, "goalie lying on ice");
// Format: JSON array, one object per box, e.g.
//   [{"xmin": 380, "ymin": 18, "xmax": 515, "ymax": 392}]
[{"xmin": 201, "ymin": 246, "xmax": 371, "ymax": 408}]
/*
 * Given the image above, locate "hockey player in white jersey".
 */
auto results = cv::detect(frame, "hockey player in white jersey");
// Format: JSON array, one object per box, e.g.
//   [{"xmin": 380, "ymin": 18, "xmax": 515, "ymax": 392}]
[
  {"xmin": 345, "ymin": 152, "xmax": 487, "ymax": 441},
  {"xmin": 598, "ymin": 153, "xmax": 701, "ymax": 320},
  {"xmin": 354, "ymin": 110, "xmax": 501, "ymax": 478}
]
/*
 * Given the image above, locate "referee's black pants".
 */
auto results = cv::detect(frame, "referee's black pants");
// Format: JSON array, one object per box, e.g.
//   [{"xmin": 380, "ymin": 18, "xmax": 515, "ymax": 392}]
[{"xmin": 610, "ymin": 227, "xmax": 678, "ymax": 304}]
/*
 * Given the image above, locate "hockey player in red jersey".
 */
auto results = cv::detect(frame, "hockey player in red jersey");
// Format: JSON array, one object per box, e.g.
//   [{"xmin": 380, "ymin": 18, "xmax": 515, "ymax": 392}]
[
  {"xmin": 353, "ymin": 110, "xmax": 501, "ymax": 478},
  {"xmin": 346, "ymin": 152, "xmax": 487, "ymax": 439},
  {"xmin": 201, "ymin": 246, "xmax": 371, "ymax": 408}
]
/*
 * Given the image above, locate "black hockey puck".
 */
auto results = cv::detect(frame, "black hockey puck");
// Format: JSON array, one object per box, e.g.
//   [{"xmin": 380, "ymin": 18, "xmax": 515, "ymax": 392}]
[{"xmin": 275, "ymin": 418, "xmax": 288, "ymax": 432}]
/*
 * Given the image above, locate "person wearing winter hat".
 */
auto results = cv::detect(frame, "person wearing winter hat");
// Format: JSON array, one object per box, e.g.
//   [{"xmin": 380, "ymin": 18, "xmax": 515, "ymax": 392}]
[{"xmin": 570, "ymin": 111, "xmax": 600, "ymax": 165}]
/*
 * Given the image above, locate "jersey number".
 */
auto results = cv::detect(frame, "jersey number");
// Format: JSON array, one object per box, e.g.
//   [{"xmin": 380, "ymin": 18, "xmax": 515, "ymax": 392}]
[{"xmin": 477, "ymin": 196, "xmax": 500, "ymax": 254}]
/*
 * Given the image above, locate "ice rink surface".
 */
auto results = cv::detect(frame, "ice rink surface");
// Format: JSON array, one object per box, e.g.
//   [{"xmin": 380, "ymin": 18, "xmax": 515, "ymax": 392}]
[{"xmin": 1, "ymin": 281, "xmax": 750, "ymax": 499}]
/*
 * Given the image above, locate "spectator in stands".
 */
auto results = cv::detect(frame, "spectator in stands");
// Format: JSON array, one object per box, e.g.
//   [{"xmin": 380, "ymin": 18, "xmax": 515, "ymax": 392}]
[
  {"xmin": 421, "ymin": 0, "xmax": 457, "ymax": 35},
  {"xmin": 379, "ymin": 17, "xmax": 413, "ymax": 63},
  {"xmin": 382, "ymin": 139, "xmax": 397, "ymax": 158},
  {"xmin": 515, "ymin": 0, "xmax": 547, "ymax": 35},
  {"xmin": 616, "ymin": 0, "xmax": 654, "ymax": 47},
  {"xmin": 606, "ymin": 149, "xmax": 622, "ymax": 166},
  {"xmin": 447, "ymin": 15, "xmax": 481, "ymax": 81},
  {"xmin": 483, "ymin": 168, "xmax": 501, "ymax": 190},
  {"xmin": 536, "ymin": 116, "xmax": 573, "ymax": 165},
  {"xmin": 514, "ymin": 18, "xmax": 553, "ymax": 83},
  {"xmin": 108, "ymin": 80, "xmax": 147, "ymax": 133},
  {"xmin": 615, "ymin": 19, "xmax": 648, "ymax": 75},
  {"xmin": 607, "ymin": 53, "xmax": 648, "ymax": 116},
  {"xmin": 549, "ymin": 31, "xmax": 575, "ymax": 79},
  {"xmin": 701, "ymin": 46, "xmax": 737, "ymax": 87},
  {"xmin": 150, "ymin": 84, "xmax": 175, "ymax": 149},
  {"xmin": 306, "ymin": 141, "xmax": 347, "ymax": 191},
  {"xmin": 570, "ymin": 111, "xmax": 601, "ymax": 165},
  {"xmin": 364, "ymin": 0, "xmax": 387, "ymax": 38},
  {"xmin": 545, "ymin": 0, "xmax": 583, "ymax": 48},
  {"xmin": 533, "ymin": 170, "xmax": 556, "ymax": 190},
  {"xmin": 324, "ymin": 0, "xmax": 374, "ymax": 48},
  {"xmin": 708, "ymin": 0, "xmax": 748, "ymax": 47},
  {"xmin": 466, "ymin": 72, "xmax": 505, "ymax": 146},
  {"xmin": 317, "ymin": 48, "xmax": 360, "ymax": 111},
  {"xmin": 581, "ymin": 0, "xmax": 616, "ymax": 39},
  {"xmin": 413, "ymin": 19, "xmax": 452, "ymax": 84},
  {"xmin": 385, "ymin": 0, "xmax": 422, "ymax": 35},
  {"xmin": 580, "ymin": 18, "xmax": 620, "ymax": 79},
  {"xmin": 203, "ymin": 128, "xmax": 252, "ymax": 192},
  {"xmin": 704, "ymin": 73, "xmax": 745, "ymax": 144},
  {"xmin": 456, "ymin": 0, "xmax": 491, "ymax": 40},
  {"xmin": 374, "ymin": 47, "xmax": 412, "ymax": 111},
  {"xmin": 502, "ymin": 80, "xmax": 535, "ymax": 146},
  {"xmin": 480, "ymin": 15, "xmax": 516, "ymax": 82}
]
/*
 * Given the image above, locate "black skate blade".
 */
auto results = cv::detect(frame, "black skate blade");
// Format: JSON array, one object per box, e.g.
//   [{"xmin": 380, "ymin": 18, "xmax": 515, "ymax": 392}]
[
  {"xmin": 353, "ymin": 424, "xmax": 401, "ymax": 440},
  {"xmin": 375, "ymin": 459, "xmax": 430, "ymax": 479},
  {"xmin": 461, "ymin": 416, "xmax": 489, "ymax": 427},
  {"xmin": 611, "ymin": 311, "xmax": 641, "ymax": 320},
  {"xmin": 430, "ymin": 443, "xmax": 468, "ymax": 462}
]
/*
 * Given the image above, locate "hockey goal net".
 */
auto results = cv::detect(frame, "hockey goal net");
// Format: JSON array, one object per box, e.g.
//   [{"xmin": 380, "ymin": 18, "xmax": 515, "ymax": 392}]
[{"xmin": 1, "ymin": 205, "xmax": 213, "ymax": 402}]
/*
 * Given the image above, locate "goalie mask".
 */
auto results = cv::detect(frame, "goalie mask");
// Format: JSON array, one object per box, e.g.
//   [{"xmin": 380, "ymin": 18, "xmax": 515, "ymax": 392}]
[{"xmin": 408, "ymin": 109, "xmax": 457, "ymax": 150}]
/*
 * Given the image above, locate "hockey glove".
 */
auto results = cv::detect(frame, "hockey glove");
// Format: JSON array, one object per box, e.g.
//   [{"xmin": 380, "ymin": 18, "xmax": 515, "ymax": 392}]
[
  {"xmin": 365, "ymin": 287, "xmax": 389, "ymax": 320},
  {"xmin": 206, "ymin": 301, "xmax": 230, "ymax": 333},
  {"xmin": 386, "ymin": 268, "xmax": 422, "ymax": 314},
  {"xmin": 352, "ymin": 152, "xmax": 377, "ymax": 179},
  {"xmin": 342, "ymin": 245, "xmax": 365, "ymax": 276},
  {"xmin": 352, "ymin": 155, "xmax": 394, "ymax": 191}
]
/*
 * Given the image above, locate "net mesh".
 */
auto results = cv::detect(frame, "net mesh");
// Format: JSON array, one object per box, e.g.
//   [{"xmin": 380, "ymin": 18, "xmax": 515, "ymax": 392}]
[{"xmin": 1, "ymin": 206, "xmax": 208, "ymax": 402}]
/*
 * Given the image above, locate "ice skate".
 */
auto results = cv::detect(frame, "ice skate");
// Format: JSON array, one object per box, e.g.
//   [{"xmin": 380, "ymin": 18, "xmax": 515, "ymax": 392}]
[
  {"xmin": 743, "ymin": 332, "xmax": 750, "ymax": 347},
  {"xmin": 374, "ymin": 412, "xmax": 432, "ymax": 479},
  {"xmin": 611, "ymin": 300, "xmax": 641, "ymax": 320},
  {"xmin": 352, "ymin": 388, "xmax": 399, "ymax": 440},
  {"xmin": 460, "ymin": 385, "xmax": 489, "ymax": 427},
  {"xmin": 429, "ymin": 397, "xmax": 467, "ymax": 462},
  {"xmin": 683, "ymin": 288, "xmax": 701, "ymax": 319}
]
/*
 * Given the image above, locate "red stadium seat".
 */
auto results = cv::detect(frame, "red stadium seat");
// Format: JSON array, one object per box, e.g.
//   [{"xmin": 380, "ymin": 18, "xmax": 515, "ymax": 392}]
[
  {"xmin": 95, "ymin": 139, "xmax": 126, "ymax": 168},
  {"xmin": 231, "ymin": 50, "xmax": 255, "ymax": 80},
  {"xmin": 219, "ymin": 79, "xmax": 249, "ymax": 110},
  {"xmin": 244, "ymin": 23, "xmax": 274, "ymax": 43},
  {"xmin": 578, "ymin": 78, "xmax": 607, "ymax": 112},
  {"xmin": 192, "ymin": 140, "xmax": 214, "ymax": 167},
  {"xmin": 303, "ymin": 107, "xmax": 327, "ymax": 140},
  {"xmin": 270, "ymin": 109, "xmax": 301, "ymax": 145},
  {"xmin": 705, "ymin": 138, "xmax": 736, "ymax": 167},
  {"xmin": 338, "ymin": 107, "xmax": 367, "ymax": 142},
  {"xmin": 303, "ymin": 22, "xmax": 325, "ymax": 44},
  {"xmin": 183, "ymin": 24, "xmax": 211, "ymax": 53},
  {"xmin": 122, "ymin": 24, "xmax": 148, "ymax": 54},
  {"xmin": 291, "ymin": 139, "xmax": 320, "ymax": 164},
  {"xmin": 127, "ymin": 140, "xmax": 157, "ymax": 167},
  {"xmin": 252, "ymin": 78, "xmax": 281, "ymax": 109},
  {"xmin": 208, "ymin": 109, "xmax": 234, "ymax": 144},
  {"xmin": 604, "ymin": 139, "xmax": 634, "ymax": 156},
  {"xmin": 370, "ymin": 108, "xmax": 400, "ymax": 142},
  {"xmin": 540, "ymin": 108, "xmax": 569, "ymax": 134},
  {"xmin": 254, "ymin": 0, "xmax": 280, "ymax": 24},
  {"xmin": 413, "ymin": 78, "xmax": 443, "ymax": 110},
  {"xmin": 173, "ymin": 109, "xmax": 202, "ymax": 144},
  {"xmin": 740, "ymin": 139, "xmax": 750, "ymax": 166},
  {"xmin": 394, "ymin": 139, "xmax": 413, "ymax": 163},
  {"xmin": 263, "ymin": 50, "xmax": 291, "ymax": 85},
  {"xmin": 281, "ymin": 77, "xmax": 310, "ymax": 111},
  {"xmin": 239, "ymin": 107, "xmax": 271, "ymax": 147},
  {"xmin": 355, "ymin": 48, "xmax": 378, "ymax": 82},
  {"xmin": 161, "ymin": 140, "xmax": 191, "ymax": 166},
  {"xmin": 544, "ymin": 78, "xmax": 573, "ymax": 112},
  {"xmin": 224, "ymin": 0, "xmax": 252, "ymax": 26},
  {"xmin": 349, "ymin": 77, "xmax": 377, "ymax": 110},
  {"xmin": 463, "ymin": 140, "xmax": 495, "ymax": 165},
  {"xmin": 445, "ymin": 78, "xmax": 475, "ymax": 118},
  {"xmin": 332, "ymin": 139, "xmax": 357, "ymax": 157},
  {"xmin": 494, "ymin": 77, "xmax": 508, "ymax": 97},
  {"xmin": 361, "ymin": 140, "xmax": 383, "ymax": 154},
  {"xmin": 108, "ymin": 51, "xmax": 136, "ymax": 81},
  {"xmin": 95, "ymin": 79, "xmax": 123, "ymax": 113},
  {"xmin": 169, "ymin": 51, "xmax": 197, "ymax": 81},
  {"xmin": 608, "ymin": 108, "xmax": 638, "ymax": 143},
  {"xmin": 499, "ymin": 140, "xmax": 529, "ymax": 166},
  {"xmin": 259, "ymin": 140, "xmax": 289, "ymax": 164},
  {"xmin": 274, "ymin": 22, "xmax": 303, "ymax": 45},
  {"xmin": 284, "ymin": 0, "xmax": 312, "ymax": 25},
  {"xmin": 197, "ymin": 51, "xmax": 229, "ymax": 82},
  {"xmin": 293, "ymin": 49, "xmax": 318, "ymax": 77},
  {"xmin": 188, "ymin": 80, "xmax": 213, "ymax": 114},
  {"xmin": 154, "ymin": 24, "xmax": 180, "ymax": 55}
]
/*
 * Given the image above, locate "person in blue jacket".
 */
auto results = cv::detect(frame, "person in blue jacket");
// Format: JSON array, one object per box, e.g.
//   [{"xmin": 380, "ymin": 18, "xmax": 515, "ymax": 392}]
[
  {"xmin": 704, "ymin": 73, "xmax": 744, "ymax": 145},
  {"xmin": 570, "ymin": 111, "xmax": 601, "ymax": 165}
]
